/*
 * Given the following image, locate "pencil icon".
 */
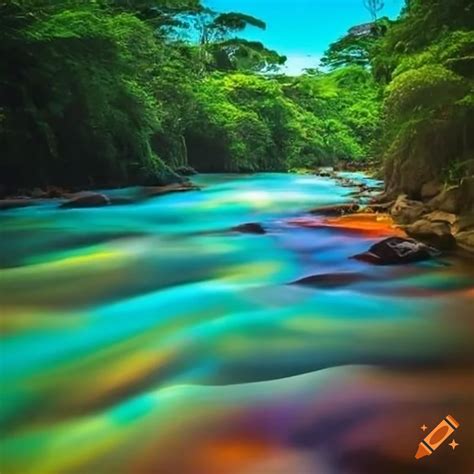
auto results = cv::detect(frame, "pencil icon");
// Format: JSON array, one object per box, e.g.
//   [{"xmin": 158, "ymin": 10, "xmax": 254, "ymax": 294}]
[{"xmin": 415, "ymin": 415, "xmax": 460, "ymax": 459}]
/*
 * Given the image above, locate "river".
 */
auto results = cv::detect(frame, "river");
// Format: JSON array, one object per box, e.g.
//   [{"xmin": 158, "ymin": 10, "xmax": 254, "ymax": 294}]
[{"xmin": 1, "ymin": 173, "xmax": 473, "ymax": 473}]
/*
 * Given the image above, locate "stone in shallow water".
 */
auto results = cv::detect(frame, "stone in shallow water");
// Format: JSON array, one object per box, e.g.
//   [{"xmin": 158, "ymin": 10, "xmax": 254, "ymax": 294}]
[
  {"xmin": 60, "ymin": 192, "xmax": 110, "ymax": 208},
  {"xmin": 0, "ymin": 199, "xmax": 37, "ymax": 210},
  {"xmin": 232, "ymin": 223, "xmax": 266, "ymax": 234},
  {"xmin": 352, "ymin": 236, "xmax": 440, "ymax": 265},
  {"xmin": 142, "ymin": 182, "xmax": 199, "ymax": 198},
  {"xmin": 291, "ymin": 272, "xmax": 373, "ymax": 288}
]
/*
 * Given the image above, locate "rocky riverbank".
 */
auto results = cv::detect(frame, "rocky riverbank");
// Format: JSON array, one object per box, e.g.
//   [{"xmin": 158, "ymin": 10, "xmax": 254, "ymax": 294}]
[
  {"xmin": 314, "ymin": 169, "xmax": 474, "ymax": 254},
  {"xmin": 0, "ymin": 181, "xmax": 200, "ymax": 211}
]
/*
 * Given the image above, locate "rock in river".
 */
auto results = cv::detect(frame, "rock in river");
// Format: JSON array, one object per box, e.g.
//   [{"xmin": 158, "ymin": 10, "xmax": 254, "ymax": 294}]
[
  {"xmin": 0, "ymin": 198, "xmax": 38, "ymax": 211},
  {"xmin": 60, "ymin": 192, "xmax": 110, "ymax": 208},
  {"xmin": 352, "ymin": 236, "xmax": 440, "ymax": 265},
  {"xmin": 142, "ymin": 182, "xmax": 199, "ymax": 198},
  {"xmin": 232, "ymin": 223, "xmax": 266, "ymax": 234},
  {"xmin": 291, "ymin": 272, "xmax": 374, "ymax": 288}
]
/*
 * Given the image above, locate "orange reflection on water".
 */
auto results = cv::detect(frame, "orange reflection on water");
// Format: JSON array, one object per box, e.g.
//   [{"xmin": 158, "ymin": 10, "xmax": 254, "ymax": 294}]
[{"xmin": 290, "ymin": 213, "xmax": 406, "ymax": 238}]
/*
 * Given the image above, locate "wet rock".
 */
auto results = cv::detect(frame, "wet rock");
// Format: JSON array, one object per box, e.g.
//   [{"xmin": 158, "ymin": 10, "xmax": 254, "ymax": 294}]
[
  {"xmin": 0, "ymin": 199, "xmax": 37, "ymax": 211},
  {"xmin": 309, "ymin": 203, "xmax": 360, "ymax": 216},
  {"xmin": 175, "ymin": 166, "xmax": 197, "ymax": 176},
  {"xmin": 316, "ymin": 171, "xmax": 334, "ymax": 178},
  {"xmin": 352, "ymin": 236, "xmax": 440, "ymax": 265},
  {"xmin": 404, "ymin": 219, "xmax": 456, "ymax": 250},
  {"xmin": 455, "ymin": 230, "xmax": 474, "ymax": 252},
  {"xmin": 337, "ymin": 178, "xmax": 362, "ymax": 188},
  {"xmin": 291, "ymin": 272, "xmax": 372, "ymax": 288},
  {"xmin": 423, "ymin": 210, "xmax": 457, "ymax": 226},
  {"xmin": 108, "ymin": 196, "xmax": 136, "ymax": 206},
  {"xmin": 142, "ymin": 182, "xmax": 199, "ymax": 198},
  {"xmin": 60, "ymin": 192, "xmax": 110, "ymax": 208},
  {"xmin": 232, "ymin": 223, "xmax": 266, "ymax": 234},
  {"xmin": 391, "ymin": 194, "xmax": 426, "ymax": 224},
  {"xmin": 421, "ymin": 181, "xmax": 443, "ymax": 200},
  {"xmin": 452, "ymin": 214, "xmax": 474, "ymax": 235},
  {"xmin": 428, "ymin": 185, "xmax": 460, "ymax": 214}
]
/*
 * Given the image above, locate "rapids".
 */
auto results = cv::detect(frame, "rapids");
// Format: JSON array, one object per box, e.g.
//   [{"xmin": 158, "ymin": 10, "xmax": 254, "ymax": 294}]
[{"xmin": 1, "ymin": 173, "xmax": 473, "ymax": 474}]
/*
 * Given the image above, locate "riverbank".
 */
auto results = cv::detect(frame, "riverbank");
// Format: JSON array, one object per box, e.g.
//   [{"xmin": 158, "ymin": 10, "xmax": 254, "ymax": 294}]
[
  {"xmin": 295, "ymin": 167, "xmax": 474, "ymax": 255},
  {"xmin": 0, "ymin": 181, "xmax": 200, "ymax": 211}
]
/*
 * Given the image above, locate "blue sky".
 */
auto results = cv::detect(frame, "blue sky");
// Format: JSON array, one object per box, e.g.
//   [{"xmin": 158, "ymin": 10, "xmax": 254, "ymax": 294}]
[{"xmin": 205, "ymin": 0, "xmax": 404, "ymax": 74}]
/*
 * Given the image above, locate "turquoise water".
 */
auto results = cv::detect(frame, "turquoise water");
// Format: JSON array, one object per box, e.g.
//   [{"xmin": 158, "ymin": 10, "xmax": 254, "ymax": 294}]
[{"xmin": 1, "ymin": 173, "xmax": 473, "ymax": 473}]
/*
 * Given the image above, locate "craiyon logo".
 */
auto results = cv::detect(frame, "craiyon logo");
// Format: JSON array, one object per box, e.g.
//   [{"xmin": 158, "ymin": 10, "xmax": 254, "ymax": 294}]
[{"xmin": 415, "ymin": 415, "xmax": 460, "ymax": 460}]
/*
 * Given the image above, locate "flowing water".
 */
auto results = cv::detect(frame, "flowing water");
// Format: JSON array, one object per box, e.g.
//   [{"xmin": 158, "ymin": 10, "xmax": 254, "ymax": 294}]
[{"xmin": 1, "ymin": 173, "xmax": 473, "ymax": 474}]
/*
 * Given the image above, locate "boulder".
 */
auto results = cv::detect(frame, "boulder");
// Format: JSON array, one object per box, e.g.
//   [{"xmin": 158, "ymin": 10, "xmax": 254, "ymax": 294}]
[
  {"xmin": 232, "ymin": 223, "xmax": 266, "ymax": 234},
  {"xmin": 455, "ymin": 230, "xmax": 474, "ymax": 252},
  {"xmin": 175, "ymin": 166, "xmax": 198, "ymax": 176},
  {"xmin": 314, "ymin": 167, "xmax": 335, "ymax": 178},
  {"xmin": 428, "ymin": 185, "xmax": 461, "ymax": 214},
  {"xmin": 404, "ymin": 219, "xmax": 455, "ymax": 250},
  {"xmin": 390, "ymin": 194, "xmax": 426, "ymax": 225},
  {"xmin": 142, "ymin": 182, "xmax": 199, "ymax": 198},
  {"xmin": 352, "ymin": 236, "xmax": 440, "ymax": 265},
  {"xmin": 421, "ymin": 181, "xmax": 443, "ymax": 200},
  {"xmin": 423, "ymin": 210, "xmax": 457, "ymax": 226},
  {"xmin": 0, "ymin": 199, "xmax": 36, "ymax": 211},
  {"xmin": 316, "ymin": 171, "xmax": 333, "ymax": 178},
  {"xmin": 60, "ymin": 192, "xmax": 110, "ymax": 208},
  {"xmin": 291, "ymin": 272, "xmax": 372, "ymax": 288},
  {"xmin": 309, "ymin": 203, "xmax": 360, "ymax": 216},
  {"xmin": 452, "ymin": 214, "xmax": 474, "ymax": 235},
  {"xmin": 337, "ymin": 178, "xmax": 362, "ymax": 188},
  {"xmin": 108, "ymin": 196, "xmax": 136, "ymax": 206}
]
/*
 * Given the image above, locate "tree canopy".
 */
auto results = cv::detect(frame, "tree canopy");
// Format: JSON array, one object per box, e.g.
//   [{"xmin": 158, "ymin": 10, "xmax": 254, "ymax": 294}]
[
  {"xmin": 0, "ymin": 0, "xmax": 382, "ymax": 191},
  {"xmin": 1, "ymin": 0, "xmax": 470, "ymax": 197}
]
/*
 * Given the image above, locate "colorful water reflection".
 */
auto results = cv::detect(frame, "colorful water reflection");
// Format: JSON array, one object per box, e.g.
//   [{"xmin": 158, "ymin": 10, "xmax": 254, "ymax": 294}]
[{"xmin": 1, "ymin": 173, "xmax": 473, "ymax": 473}]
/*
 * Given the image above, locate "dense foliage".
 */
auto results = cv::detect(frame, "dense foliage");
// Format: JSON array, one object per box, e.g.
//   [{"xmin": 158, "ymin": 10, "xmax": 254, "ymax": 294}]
[
  {"xmin": 0, "ymin": 0, "xmax": 380, "ymax": 191},
  {"xmin": 186, "ymin": 66, "xmax": 380, "ymax": 172},
  {"xmin": 375, "ymin": 0, "xmax": 474, "ymax": 196},
  {"xmin": 1, "ymin": 0, "xmax": 471, "ymax": 195}
]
